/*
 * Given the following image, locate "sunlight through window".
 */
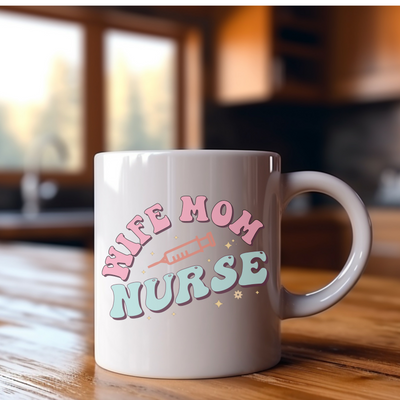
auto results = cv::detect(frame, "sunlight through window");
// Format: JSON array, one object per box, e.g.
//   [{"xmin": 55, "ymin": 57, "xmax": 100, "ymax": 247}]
[
  {"xmin": 0, "ymin": 11, "xmax": 83, "ymax": 172},
  {"xmin": 105, "ymin": 30, "xmax": 177, "ymax": 151}
]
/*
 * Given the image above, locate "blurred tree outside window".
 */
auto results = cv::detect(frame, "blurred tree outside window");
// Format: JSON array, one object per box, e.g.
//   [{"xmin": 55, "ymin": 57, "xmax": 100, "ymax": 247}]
[
  {"xmin": 106, "ymin": 30, "xmax": 177, "ymax": 151},
  {"xmin": 0, "ymin": 11, "xmax": 83, "ymax": 172}
]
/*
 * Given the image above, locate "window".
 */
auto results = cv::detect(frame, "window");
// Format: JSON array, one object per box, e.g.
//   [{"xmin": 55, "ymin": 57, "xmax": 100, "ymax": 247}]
[
  {"xmin": 106, "ymin": 30, "xmax": 177, "ymax": 151},
  {"xmin": 0, "ymin": 11, "xmax": 83, "ymax": 172},
  {"xmin": 0, "ymin": 6, "xmax": 201, "ymax": 186}
]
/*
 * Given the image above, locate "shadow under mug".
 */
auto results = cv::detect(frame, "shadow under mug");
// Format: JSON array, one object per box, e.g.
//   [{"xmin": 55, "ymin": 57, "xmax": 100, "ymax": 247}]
[{"xmin": 94, "ymin": 150, "xmax": 372, "ymax": 379}]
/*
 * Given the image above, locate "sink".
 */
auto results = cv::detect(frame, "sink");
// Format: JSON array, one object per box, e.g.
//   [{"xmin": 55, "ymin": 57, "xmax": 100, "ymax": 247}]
[{"xmin": 0, "ymin": 209, "xmax": 94, "ymax": 229}]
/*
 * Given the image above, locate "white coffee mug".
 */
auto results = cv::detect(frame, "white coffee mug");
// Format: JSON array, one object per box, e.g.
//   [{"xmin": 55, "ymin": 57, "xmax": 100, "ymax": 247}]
[{"xmin": 94, "ymin": 150, "xmax": 371, "ymax": 379}]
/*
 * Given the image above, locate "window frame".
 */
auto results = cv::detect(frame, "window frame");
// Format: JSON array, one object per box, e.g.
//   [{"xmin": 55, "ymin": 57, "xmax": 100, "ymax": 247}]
[{"xmin": 0, "ymin": 6, "xmax": 202, "ymax": 187}]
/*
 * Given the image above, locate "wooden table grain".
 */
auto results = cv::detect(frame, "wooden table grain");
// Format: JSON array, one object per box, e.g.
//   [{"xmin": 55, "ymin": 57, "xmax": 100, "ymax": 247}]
[{"xmin": 0, "ymin": 242, "xmax": 399, "ymax": 399}]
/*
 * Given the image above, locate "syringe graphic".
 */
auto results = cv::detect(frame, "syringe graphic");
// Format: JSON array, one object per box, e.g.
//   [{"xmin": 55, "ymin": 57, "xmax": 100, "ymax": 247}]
[{"xmin": 148, "ymin": 232, "xmax": 216, "ymax": 269}]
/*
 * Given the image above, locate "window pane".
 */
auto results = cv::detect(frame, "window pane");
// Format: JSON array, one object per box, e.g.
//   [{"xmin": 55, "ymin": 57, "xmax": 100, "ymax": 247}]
[
  {"xmin": 105, "ymin": 30, "xmax": 177, "ymax": 151},
  {"xmin": 0, "ymin": 11, "xmax": 83, "ymax": 172}
]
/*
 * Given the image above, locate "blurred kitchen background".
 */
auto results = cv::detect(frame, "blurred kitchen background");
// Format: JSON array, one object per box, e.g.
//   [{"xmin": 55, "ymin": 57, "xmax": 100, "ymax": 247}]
[{"xmin": 0, "ymin": 5, "xmax": 399, "ymax": 275}]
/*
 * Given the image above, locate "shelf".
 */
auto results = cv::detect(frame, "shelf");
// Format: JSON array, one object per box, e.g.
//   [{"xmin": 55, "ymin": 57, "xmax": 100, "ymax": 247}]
[
  {"xmin": 274, "ymin": 80, "xmax": 322, "ymax": 101},
  {"xmin": 275, "ymin": 40, "xmax": 322, "ymax": 60},
  {"xmin": 272, "ymin": 6, "xmax": 326, "ymax": 102},
  {"xmin": 274, "ymin": 13, "xmax": 322, "ymax": 34}
]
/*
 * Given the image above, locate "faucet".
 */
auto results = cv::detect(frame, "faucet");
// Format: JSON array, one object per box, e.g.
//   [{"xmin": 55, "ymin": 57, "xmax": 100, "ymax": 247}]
[{"xmin": 20, "ymin": 133, "xmax": 68, "ymax": 218}]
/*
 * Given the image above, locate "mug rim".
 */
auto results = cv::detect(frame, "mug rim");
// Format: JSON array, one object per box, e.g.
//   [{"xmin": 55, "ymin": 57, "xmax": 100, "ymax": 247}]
[{"xmin": 95, "ymin": 149, "xmax": 280, "ymax": 158}]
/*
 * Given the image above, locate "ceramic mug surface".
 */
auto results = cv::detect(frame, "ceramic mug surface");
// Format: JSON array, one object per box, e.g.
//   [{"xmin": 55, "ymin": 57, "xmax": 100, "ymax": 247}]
[{"xmin": 94, "ymin": 150, "xmax": 371, "ymax": 379}]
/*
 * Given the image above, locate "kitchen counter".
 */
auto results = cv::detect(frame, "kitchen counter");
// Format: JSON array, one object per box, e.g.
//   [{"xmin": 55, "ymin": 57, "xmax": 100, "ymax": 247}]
[
  {"xmin": 282, "ymin": 207, "xmax": 400, "ymax": 277},
  {"xmin": 0, "ymin": 242, "xmax": 399, "ymax": 399},
  {"xmin": 0, "ymin": 209, "xmax": 94, "ymax": 247}
]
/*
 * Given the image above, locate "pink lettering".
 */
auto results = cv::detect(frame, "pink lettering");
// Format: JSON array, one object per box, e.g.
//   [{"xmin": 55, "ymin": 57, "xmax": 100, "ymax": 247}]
[
  {"xmin": 102, "ymin": 246, "xmax": 133, "ymax": 281},
  {"xmin": 126, "ymin": 216, "xmax": 152, "ymax": 245},
  {"xmin": 116, "ymin": 233, "xmax": 142, "ymax": 257},
  {"xmin": 144, "ymin": 203, "xmax": 172, "ymax": 234},
  {"xmin": 211, "ymin": 200, "xmax": 233, "ymax": 227},
  {"xmin": 229, "ymin": 210, "xmax": 264, "ymax": 245},
  {"xmin": 179, "ymin": 195, "xmax": 209, "ymax": 223}
]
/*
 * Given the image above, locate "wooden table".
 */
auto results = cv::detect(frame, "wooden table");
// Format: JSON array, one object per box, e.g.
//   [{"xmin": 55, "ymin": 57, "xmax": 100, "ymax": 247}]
[{"xmin": 0, "ymin": 242, "xmax": 399, "ymax": 399}]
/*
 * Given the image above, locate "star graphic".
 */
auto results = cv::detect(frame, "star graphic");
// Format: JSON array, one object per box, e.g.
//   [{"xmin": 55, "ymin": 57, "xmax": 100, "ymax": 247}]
[
  {"xmin": 174, "ymin": 236, "xmax": 178, "ymax": 239},
  {"xmin": 256, "ymin": 291, "xmax": 259, "ymax": 294},
  {"xmin": 147, "ymin": 316, "xmax": 151, "ymax": 320},
  {"xmin": 150, "ymin": 252, "xmax": 154, "ymax": 256},
  {"xmin": 215, "ymin": 300, "xmax": 223, "ymax": 308},
  {"xmin": 225, "ymin": 242, "xmax": 232, "ymax": 249},
  {"xmin": 208, "ymin": 259, "xmax": 211, "ymax": 262},
  {"xmin": 172, "ymin": 312, "xmax": 176, "ymax": 316},
  {"xmin": 234, "ymin": 290, "xmax": 243, "ymax": 299},
  {"xmin": 142, "ymin": 270, "xmax": 146, "ymax": 274}
]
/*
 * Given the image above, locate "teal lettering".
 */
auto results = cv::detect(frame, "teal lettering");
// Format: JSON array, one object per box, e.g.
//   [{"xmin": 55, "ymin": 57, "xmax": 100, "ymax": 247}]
[
  {"xmin": 239, "ymin": 251, "xmax": 268, "ymax": 286},
  {"xmin": 110, "ymin": 282, "xmax": 143, "ymax": 319},
  {"xmin": 176, "ymin": 266, "xmax": 210, "ymax": 305},
  {"xmin": 211, "ymin": 255, "xmax": 237, "ymax": 293},
  {"xmin": 144, "ymin": 273, "xmax": 175, "ymax": 312}
]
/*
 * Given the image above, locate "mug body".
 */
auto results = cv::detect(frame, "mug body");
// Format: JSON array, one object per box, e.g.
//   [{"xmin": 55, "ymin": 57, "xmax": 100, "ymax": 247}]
[{"xmin": 95, "ymin": 150, "xmax": 282, "ymax": 378}]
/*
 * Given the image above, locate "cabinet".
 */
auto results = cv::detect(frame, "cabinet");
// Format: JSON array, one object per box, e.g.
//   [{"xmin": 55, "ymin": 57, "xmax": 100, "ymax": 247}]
[
  {"xmin": 328, "ymin": 6, "xmax": 400, "ymax": 101},
  {"xmin": 213, "ymin": 6, "xmax": 273, "ymax": 104},
  {"xmin": 213, "ymin": 6, "xmax": 327, "ymax": 104},
  {"xmin": 214, "ymin": 6, "xmax": 400, "ymax": 105}
]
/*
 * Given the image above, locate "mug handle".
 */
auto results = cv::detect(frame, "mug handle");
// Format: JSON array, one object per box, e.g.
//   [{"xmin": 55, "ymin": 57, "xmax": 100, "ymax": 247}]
[{"xmin": 280, "ymin": 171, "xmax": 372, "ymax": 319}]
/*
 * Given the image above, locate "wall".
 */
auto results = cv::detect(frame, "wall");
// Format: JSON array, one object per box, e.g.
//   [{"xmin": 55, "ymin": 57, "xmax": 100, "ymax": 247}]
[
  {"xmin": 204, "ymin": 99, "xmax": 400, "ymax": 208},
  {"xmin": 325, "ymin": 100, "xmax": 400, "ymax": 206}
]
